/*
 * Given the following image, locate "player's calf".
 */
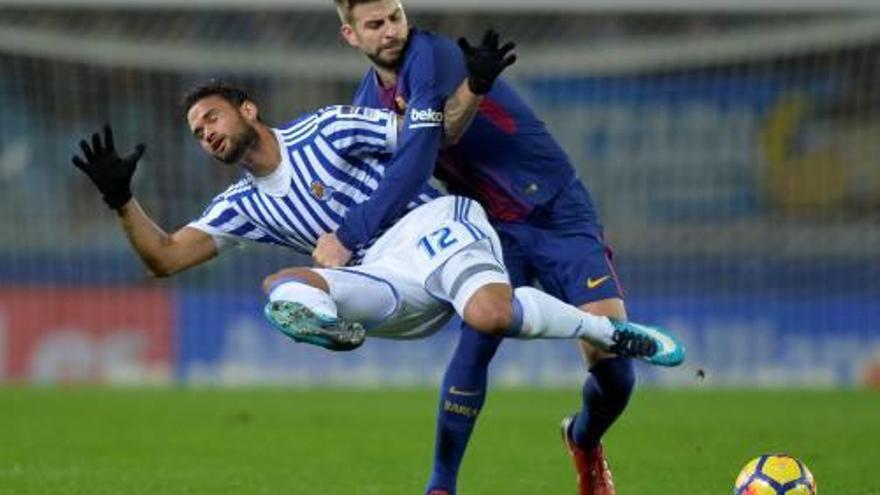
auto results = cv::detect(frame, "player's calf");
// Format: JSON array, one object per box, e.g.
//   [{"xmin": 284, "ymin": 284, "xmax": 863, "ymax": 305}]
[{"xmin": 498, "ymin": 286, "xmax": 686, "ymax": 367}]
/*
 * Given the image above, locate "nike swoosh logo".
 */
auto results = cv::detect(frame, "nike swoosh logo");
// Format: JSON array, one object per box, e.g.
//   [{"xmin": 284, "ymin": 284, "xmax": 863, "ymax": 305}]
[
  {"xmin": 587, "ymin": 275, "xmax": 611, "ymax": 289},
  {"xmin": 449, "ymin": 386, "xmax": 482, "ymax": 397}
]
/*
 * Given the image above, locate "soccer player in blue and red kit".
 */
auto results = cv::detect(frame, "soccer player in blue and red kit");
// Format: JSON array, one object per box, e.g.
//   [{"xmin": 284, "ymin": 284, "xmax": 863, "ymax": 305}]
[{"xmin": 315, "ymin": 1, "xmax": 652, "ymax": 494}]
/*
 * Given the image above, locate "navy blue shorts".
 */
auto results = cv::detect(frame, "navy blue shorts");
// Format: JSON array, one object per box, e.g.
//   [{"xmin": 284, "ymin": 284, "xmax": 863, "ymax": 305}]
[{"xmin": 494, "ymin": 180, "xmax": 624, "ymax": 306}]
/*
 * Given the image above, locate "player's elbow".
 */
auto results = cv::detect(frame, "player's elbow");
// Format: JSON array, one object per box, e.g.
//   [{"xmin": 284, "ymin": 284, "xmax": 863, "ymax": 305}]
[
  {"xmin": 142, "ymin": 239, "xmax": 204, "ymax": 278},
  {"xmin": 146, "ymin": 265, "xmax": 175, "ymax": 278},
  {"xmin": 144, "ymin": 258, "xmax": 182, "ymax": 278}
]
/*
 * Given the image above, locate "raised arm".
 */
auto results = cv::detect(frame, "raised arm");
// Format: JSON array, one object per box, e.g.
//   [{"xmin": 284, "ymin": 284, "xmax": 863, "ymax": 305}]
[
  {"xmin": 71, "ymin": 125, "xmax": 218, "ymax": 277},
  {"xmin": 443, "ymin": 29, "xmax": 517, "ymax": 147},
  {"xmin": 325, "ymin": 30, "xmax": 516, "ymax": 266},
  {"xmin": 442, "ymin": 81, "xmax": 482, "ymax": 148}
]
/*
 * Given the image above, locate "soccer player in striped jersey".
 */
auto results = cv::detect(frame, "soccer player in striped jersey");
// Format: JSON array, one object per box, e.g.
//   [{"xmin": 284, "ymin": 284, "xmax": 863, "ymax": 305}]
[
  {"xmin": 334, "ymin": 2, "xmax": 666, "ymax": 494},
  {"xmin": 71, "ymin": 78, "xmax": 684, "ymax": 491}
]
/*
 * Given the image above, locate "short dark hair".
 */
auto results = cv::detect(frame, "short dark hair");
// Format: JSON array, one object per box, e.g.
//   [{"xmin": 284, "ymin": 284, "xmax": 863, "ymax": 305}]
[
  {"xmin": 180, "ymin": 80, "xmax": 253, "ymax": 120},
  {"xmin": 334, "ymin": 0, "xmax": 383, "ymax": 23}
]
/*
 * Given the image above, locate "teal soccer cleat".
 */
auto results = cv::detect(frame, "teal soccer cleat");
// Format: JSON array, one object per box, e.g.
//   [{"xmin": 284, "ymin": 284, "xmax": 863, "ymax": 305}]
[
  {"xmin": 608, "ymin": 318, "xmax": 686, "ymax": 367},
  {"xmin": 264, "ymin": 301, "xmax": 366, "ymax": 351}
]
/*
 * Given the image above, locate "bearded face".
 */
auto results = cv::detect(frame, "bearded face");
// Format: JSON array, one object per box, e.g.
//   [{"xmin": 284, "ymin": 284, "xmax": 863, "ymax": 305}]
[
  {"xmin": 187, "ymin": 95, "xmax": 259, "ymax": 165},
  {"xmin": 344, "ymin": 0, "xmax": 409, "ymax": 71},
  {"xmin": 212, "ymin": 119, "xmax": 258, "ymax": 164}
]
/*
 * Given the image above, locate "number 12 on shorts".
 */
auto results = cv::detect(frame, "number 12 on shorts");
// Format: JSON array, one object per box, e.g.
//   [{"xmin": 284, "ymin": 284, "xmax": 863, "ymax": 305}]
[{"xmin": 418, "ymin": 226, "xmax": 458, "ymax": 258}]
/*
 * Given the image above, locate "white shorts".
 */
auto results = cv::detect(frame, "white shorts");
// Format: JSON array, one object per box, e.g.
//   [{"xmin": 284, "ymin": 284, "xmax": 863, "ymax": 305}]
[{"xmin": 315, "ymin": 196, "xmax": 510, "ymax": 339}]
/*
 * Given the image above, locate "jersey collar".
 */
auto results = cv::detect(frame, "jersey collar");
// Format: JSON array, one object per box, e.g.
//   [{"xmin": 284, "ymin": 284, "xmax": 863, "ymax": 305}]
[{"xmin": 251, "ymin": 129, "xmax": 293, "ymax": 197}]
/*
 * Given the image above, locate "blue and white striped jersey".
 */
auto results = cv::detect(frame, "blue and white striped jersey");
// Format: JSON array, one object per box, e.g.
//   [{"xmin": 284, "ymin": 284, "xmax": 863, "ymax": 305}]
[{"xmin": 188, "ymin": 105, "xmax": 444, "ymax": 263}]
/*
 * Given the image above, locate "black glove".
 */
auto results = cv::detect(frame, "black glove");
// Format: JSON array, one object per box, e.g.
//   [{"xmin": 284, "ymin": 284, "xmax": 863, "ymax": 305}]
[
  {"xmin": 458, "ymin": 29, "xmax": 517, "ymax": 95},
  {"xmin": 71, "ymin": 124, "xmax": 145, "ymax": 210}
]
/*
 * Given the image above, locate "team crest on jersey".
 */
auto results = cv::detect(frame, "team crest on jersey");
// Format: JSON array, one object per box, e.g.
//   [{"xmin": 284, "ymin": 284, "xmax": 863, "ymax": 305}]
[{"xmin": 310, "ymin": 180, "xmax": 334, "ymax": 201}]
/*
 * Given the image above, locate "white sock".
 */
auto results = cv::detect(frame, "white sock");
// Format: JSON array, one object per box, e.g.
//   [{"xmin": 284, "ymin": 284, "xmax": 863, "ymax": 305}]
[
  {"xmin": 510, "ymin": 287, "xmax": 615, "ymax": 347},
  {"xmin": 268, "ymin": 279, "xmax": 338, "ymax": 318}
]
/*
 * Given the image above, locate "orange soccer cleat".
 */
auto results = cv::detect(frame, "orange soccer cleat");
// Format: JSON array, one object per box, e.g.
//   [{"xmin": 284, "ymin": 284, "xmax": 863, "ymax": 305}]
[{"xmin": 561, "ymin": 416, "xmax": 616, "ymax": 495}]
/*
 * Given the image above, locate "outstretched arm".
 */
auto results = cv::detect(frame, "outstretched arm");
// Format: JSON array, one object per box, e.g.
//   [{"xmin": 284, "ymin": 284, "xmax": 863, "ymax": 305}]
[
  {"xmin": 71, "ymin": 125, "xmax": 218, "ymax": 277},
  {"xmin": 115, "ymin": 200, "xmax": 218, "ymax": 277}
]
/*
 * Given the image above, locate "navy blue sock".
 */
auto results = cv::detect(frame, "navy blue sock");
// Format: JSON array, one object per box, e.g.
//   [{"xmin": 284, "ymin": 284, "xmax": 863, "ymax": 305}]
[
  {"xmin": 572, "ymin": 356, "xmax": 635, "ymax": 450},
  {"xmin": 426, "ymin": 321, "xmax": 502, "ymax": 494}
]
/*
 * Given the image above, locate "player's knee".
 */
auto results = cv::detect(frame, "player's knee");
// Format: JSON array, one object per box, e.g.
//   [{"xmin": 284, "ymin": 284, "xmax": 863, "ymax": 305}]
[
  {"xmin": 262, "ymin": 274, "xmax": 279, "ymax": 294},
  {"xmin": 261, "ymin": 268, "xmax": 321, "ymax": 294},
  {"xmin": 463, "ymin": 292, "xmax": 514, "ymax": 335}
]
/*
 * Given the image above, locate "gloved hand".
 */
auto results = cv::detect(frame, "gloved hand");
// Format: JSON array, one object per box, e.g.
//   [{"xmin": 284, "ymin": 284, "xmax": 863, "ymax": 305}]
[
  {"xmin": 458, "ymin": 29, "xmax": 517, "ymax": 95},
  {"xmin": 71, "ymin": 124, "xmax": 145, "ymax": 210}
]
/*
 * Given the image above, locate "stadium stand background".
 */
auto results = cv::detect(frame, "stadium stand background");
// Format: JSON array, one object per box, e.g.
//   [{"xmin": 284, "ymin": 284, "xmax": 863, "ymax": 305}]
[{"xmin": 1, "ymin": 2, "xmax": 878, "ymax": 387}]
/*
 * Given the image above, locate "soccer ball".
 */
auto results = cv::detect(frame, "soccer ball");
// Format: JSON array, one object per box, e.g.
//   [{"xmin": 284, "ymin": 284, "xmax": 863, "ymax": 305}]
[{"xmin": 734, "ymin": 454, "xmax": 816, "ymax": 495}]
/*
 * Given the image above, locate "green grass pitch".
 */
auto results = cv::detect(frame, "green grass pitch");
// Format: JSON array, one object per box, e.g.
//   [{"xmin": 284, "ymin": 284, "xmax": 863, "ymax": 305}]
[{"xmin": 1, "ymin": 388, "xmax": 877, "ymax": 494}]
